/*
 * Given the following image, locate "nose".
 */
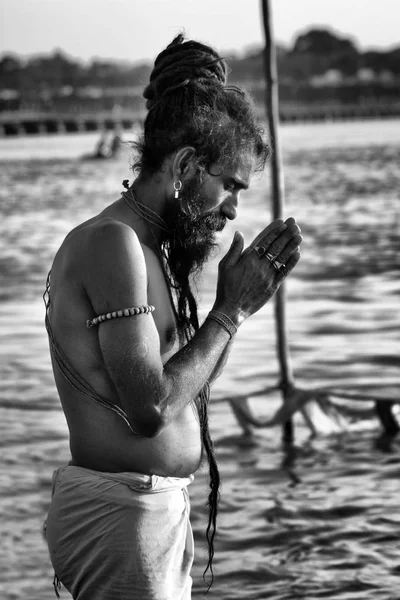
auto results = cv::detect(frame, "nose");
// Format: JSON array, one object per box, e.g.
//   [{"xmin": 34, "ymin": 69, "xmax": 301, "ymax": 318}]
[{"xmin": 221, "ymin": 194, "xmax": 238, "ymax": 220}]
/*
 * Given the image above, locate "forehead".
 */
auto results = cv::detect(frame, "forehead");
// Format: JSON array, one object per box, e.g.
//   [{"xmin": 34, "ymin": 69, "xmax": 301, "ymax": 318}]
[
  {"xmin": 229, "ymin": 152, "xmax": 256, "ymax": 181},
  {"xmin": 209, "ymin": 151, "xmax": 256, "ymax": 186}
]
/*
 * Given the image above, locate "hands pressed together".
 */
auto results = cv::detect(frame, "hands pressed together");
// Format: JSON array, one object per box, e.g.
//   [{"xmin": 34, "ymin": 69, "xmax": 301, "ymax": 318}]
[{"xmin": 213, "ymin": 217, "xmax": 302, "ymax": 324}]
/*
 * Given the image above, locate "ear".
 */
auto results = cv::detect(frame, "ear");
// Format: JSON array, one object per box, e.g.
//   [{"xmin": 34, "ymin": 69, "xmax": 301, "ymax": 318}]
[{"xmin": 171, "ymin": 146, "xmax": 196, "ymax": 182}]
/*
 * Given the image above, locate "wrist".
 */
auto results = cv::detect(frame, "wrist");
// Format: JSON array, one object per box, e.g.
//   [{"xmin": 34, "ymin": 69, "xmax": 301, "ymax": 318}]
[
  {"xmin": 210, "ymin": 303, "xmax": 247, "ymax": 329},
  {"xmin": 207, "ymin": 309, "xmax": 237, "ymax": 339}
]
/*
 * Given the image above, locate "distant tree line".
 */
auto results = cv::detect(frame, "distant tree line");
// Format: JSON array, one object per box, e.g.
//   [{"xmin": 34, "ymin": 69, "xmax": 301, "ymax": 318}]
[{"xmin": 1, "ymin": 28, "xmax": 399, "ymax": 114}]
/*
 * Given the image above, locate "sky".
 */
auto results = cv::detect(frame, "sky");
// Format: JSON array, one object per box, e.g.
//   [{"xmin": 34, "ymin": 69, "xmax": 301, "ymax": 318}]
[{"xmin": 1, "ymin": 0, "xmax": 400, "ymax": 64}]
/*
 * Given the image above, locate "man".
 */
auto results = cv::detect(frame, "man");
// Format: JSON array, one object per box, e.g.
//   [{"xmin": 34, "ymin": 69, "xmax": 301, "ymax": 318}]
[{"xmin": 44, "ymin": 34, "xmax": 302, "ymax": 599}]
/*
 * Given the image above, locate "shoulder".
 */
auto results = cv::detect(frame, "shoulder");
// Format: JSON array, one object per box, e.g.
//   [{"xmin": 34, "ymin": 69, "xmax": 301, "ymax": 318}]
[
  {"xmin": 88, "ymin": 217, "xmax": 143, "ymax": 256},
  {"xmin": 80, "ymin": 218, "xmax": 149, "ymax": 312},
  {"xmin": 62, "ymin": 216, "xmax": 144, "ymax": 264},
  {"xmin": 78, "ymin": 217, "xmax": 146, "ymax": 275}
]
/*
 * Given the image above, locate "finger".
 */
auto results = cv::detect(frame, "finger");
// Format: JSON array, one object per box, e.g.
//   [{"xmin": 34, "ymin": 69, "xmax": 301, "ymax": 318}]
[
  {"xmin": 242, "ymin": 220, "xmax": 287, "ymax": 259},
  {"xmin": 274, "ymin": 251, "xmax": 301, "ymax": 283},
  {"xmin": 261, "ymin": 243, "xmax": 301, "ymax": 275},
  {"xmin": 264, "ymin": 223, "xmax": 301, "ymax": 259},
  {"xmin": 222, "ymin": 231, "xmax": 245, "ymax": 267},
  {"xmin": 262, "ymin": 220, "xmax": 300, "ymax": 257},
  {"xmin": 284, "ymin": 216, "xmax": 296, "ymax": 227},
  {"xmin": 275, "ymin": 234, "xmax": 303, "ymax": 264},
  {"xmin": 285, "ymin": 217, "xmax": 302, "ymax": 232}
]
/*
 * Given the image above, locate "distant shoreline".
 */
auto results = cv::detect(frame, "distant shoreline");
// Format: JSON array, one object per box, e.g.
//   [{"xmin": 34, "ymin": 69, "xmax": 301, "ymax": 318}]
[{"xmin": 1, "ymin": 103, "xmax": 400, "ymax": 137}]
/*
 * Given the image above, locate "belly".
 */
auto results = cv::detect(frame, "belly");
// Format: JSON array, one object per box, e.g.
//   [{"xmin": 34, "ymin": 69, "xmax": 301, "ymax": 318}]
[{"xmin": 66, "ymin": 398, "xmax": 203, "ymax": 478}]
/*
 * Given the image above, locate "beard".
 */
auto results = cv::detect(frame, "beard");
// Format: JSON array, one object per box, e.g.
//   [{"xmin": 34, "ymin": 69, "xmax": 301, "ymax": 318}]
[
  {"xmin": 160, "ymin": 173, "xmax": 227, "ymax": 338},
  {"xmin": 162, "ymin": 174, "xmax": 227, "ymax": 282}
]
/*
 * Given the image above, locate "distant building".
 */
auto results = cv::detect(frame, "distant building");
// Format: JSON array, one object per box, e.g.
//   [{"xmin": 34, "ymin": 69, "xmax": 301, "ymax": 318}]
[
  {"xmin": 310, "ymin": 69, "xmax": 343, "ymax": 87},
  {"xmin": 378, "ymin": 70, "xmax": 395, "ymax": 83},
  {"xmin": 356, "ymin": 68, "xmax": 375, "ymax": 82}
]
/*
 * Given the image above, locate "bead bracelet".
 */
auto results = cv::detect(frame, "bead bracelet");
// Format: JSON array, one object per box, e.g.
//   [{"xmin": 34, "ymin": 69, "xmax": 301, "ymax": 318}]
[
  {"xmin": 207, "ymin": 309, "xmax": 238, "ymax": 339},
  {"xmin": 86, "ymin": 305, "xmax": 155, "ymax": 328}
]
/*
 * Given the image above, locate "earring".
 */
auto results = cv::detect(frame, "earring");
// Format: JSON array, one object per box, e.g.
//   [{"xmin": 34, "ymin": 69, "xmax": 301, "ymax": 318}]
[{"xmin": 173, "ymin": 180, "xmax": 183, "ymax": 199}]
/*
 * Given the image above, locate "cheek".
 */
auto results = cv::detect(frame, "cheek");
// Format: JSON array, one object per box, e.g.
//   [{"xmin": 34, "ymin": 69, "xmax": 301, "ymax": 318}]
[{"xmin": 200, "ymin": 185, "xmax": 226, "ymax": 212}]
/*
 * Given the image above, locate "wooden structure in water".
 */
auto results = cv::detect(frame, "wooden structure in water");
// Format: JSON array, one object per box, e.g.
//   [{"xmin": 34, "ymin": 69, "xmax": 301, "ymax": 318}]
[
  {"xmin": 0, "ymin": 111, "xmax": 143, "ymax": 136},
  {"xmin": 1, "ymin": 103, "xmax": 400, "ymax": 136}
]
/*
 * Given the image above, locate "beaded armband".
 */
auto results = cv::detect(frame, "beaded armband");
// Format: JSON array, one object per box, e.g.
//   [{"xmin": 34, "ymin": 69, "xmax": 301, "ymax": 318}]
[
  {"xmin": 207, "ymin": 309, "xmax": 238, "ymax": 339},
  {"xmin": 86, "ymin": 305, "xmax": 155, "ymax": 328}
]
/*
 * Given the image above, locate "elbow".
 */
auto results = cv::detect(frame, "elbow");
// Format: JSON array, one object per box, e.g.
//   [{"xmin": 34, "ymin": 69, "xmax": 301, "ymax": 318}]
[
  {"xmin": 123, "ymin": 380, "xmax": 172, "ymax": 438},
  {"xmin": 127, "ymin": 406, "xmax": 166, "ymax": 438},
  {"xmin": 137, "ymin": 418, "xmax": 164, "ymax": 439}
]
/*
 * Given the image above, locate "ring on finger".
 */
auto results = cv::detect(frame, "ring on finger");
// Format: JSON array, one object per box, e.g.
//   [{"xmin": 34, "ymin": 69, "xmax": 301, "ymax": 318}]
[
  {"xmin": 272, "ymin": 259, "xmax": 286, "ymax": 271},
  {"xmin": 254, "ymin": 246, "xmax": 276, "ymax": 260},
  {"xmin": 254, "ymin": 245, "xmax": 267, "ymax": 257},
  {"xmin": 254, "ymin": 246, "xmax": 285, "ymax": 271}
]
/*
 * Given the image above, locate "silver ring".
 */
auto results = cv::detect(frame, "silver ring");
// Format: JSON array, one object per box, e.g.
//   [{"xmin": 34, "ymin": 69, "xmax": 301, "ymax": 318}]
[{"xmin": 272, "ymin": 259, "xmax": 286, "ymax": 271}]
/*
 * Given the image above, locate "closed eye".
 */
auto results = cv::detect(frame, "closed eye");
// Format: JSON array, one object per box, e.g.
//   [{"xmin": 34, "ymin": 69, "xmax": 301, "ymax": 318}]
[{"xmin": 225, "ymin": 178, "xmax": 249, "ymax": 192}]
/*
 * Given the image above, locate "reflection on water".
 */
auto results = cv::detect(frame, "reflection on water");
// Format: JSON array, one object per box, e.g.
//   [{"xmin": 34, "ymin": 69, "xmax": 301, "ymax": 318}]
[{"xmin": 0, "ymin": 121, "xmax": 399, "ymax": 599}]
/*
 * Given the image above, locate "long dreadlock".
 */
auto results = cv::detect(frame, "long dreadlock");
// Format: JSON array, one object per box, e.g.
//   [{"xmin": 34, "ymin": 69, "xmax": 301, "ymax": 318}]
[
  {"xmin": 132, "ymin": 33, "xmax": 269, "ymax": 589},
  {"xmin": 160, "ymin": 237, "xmax": 220, "ymax": 590}
]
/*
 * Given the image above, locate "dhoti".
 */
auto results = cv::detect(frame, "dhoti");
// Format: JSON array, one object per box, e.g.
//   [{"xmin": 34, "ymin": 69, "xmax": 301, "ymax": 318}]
[{"xmin": 44, "ymin": 465, "xmax": 194, "ymax": 599}]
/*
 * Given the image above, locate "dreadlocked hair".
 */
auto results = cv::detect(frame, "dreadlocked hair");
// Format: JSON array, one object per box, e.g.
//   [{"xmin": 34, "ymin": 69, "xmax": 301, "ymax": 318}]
[
  {"xmin": 132, "ymin": 32, "xmax": 269, "ymax": 177},
  {"xmin": 160, "ymin": 243, "xmax": 219, "ymax": 592},
  {"xmin": 133, "ymin": 33, "xmax": 270, "ymax": 590}
]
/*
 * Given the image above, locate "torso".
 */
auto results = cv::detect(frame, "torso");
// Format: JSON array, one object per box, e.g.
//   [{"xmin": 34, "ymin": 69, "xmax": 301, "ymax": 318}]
[{"xmin": 47, "ymin": 208, "xmax": 202, "ymax": 477}]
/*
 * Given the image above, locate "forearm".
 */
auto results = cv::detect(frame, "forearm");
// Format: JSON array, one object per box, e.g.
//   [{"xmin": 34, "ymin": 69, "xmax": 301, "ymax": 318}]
[
  {"xmin": 208, "ymin": 338, "xmax": 234, "ymax": 385},
  {"xmin": 157, "ymin": 314, "xmax": 240, "ymax": 427},
  {"xmin": 101, "ymin": 305, "xmax": 244, "ymax": 437}
]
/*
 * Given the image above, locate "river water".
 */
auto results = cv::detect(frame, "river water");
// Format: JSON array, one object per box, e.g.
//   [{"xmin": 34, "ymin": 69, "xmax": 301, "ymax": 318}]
[{"xmin": 0, "ymin": 119, "xmax": 399, "ymax": 599}]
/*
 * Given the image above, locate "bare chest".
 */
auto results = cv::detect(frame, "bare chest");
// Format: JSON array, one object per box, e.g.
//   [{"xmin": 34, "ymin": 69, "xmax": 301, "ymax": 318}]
[{"xmin": 143, "ymin": 247, "xmax": 180, "ymax": 359}]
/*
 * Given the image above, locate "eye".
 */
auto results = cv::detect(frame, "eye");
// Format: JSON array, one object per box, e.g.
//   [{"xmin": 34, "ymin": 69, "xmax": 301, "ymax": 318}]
[{"xmin": 224, "ymin": 182, "xmax": 235, "ymax": 192}]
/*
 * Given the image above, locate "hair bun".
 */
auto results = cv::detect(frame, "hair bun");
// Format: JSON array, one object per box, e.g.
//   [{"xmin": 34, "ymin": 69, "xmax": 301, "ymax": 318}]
[{"xmin": 143, "ymin": 34, "xmax": 227, "ymax": 110}]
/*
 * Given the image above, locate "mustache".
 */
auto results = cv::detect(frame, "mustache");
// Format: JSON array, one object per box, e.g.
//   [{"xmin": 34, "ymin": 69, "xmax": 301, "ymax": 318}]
[{"xmin": 192, "ymin": 211, "xmax": 227, "ymax": 233}]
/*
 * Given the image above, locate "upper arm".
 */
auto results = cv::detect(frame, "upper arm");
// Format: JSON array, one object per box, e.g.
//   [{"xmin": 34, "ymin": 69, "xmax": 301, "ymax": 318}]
[{"xmin": 83, "ymin": 221, "xmax": 166, "ymax": 435}]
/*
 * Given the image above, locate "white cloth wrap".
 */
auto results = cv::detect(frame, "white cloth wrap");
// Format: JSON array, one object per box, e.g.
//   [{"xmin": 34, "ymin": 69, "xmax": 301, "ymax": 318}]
[{"xmin": 44, "ymin": 465, "xmax": 194, "ymax": 600}]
